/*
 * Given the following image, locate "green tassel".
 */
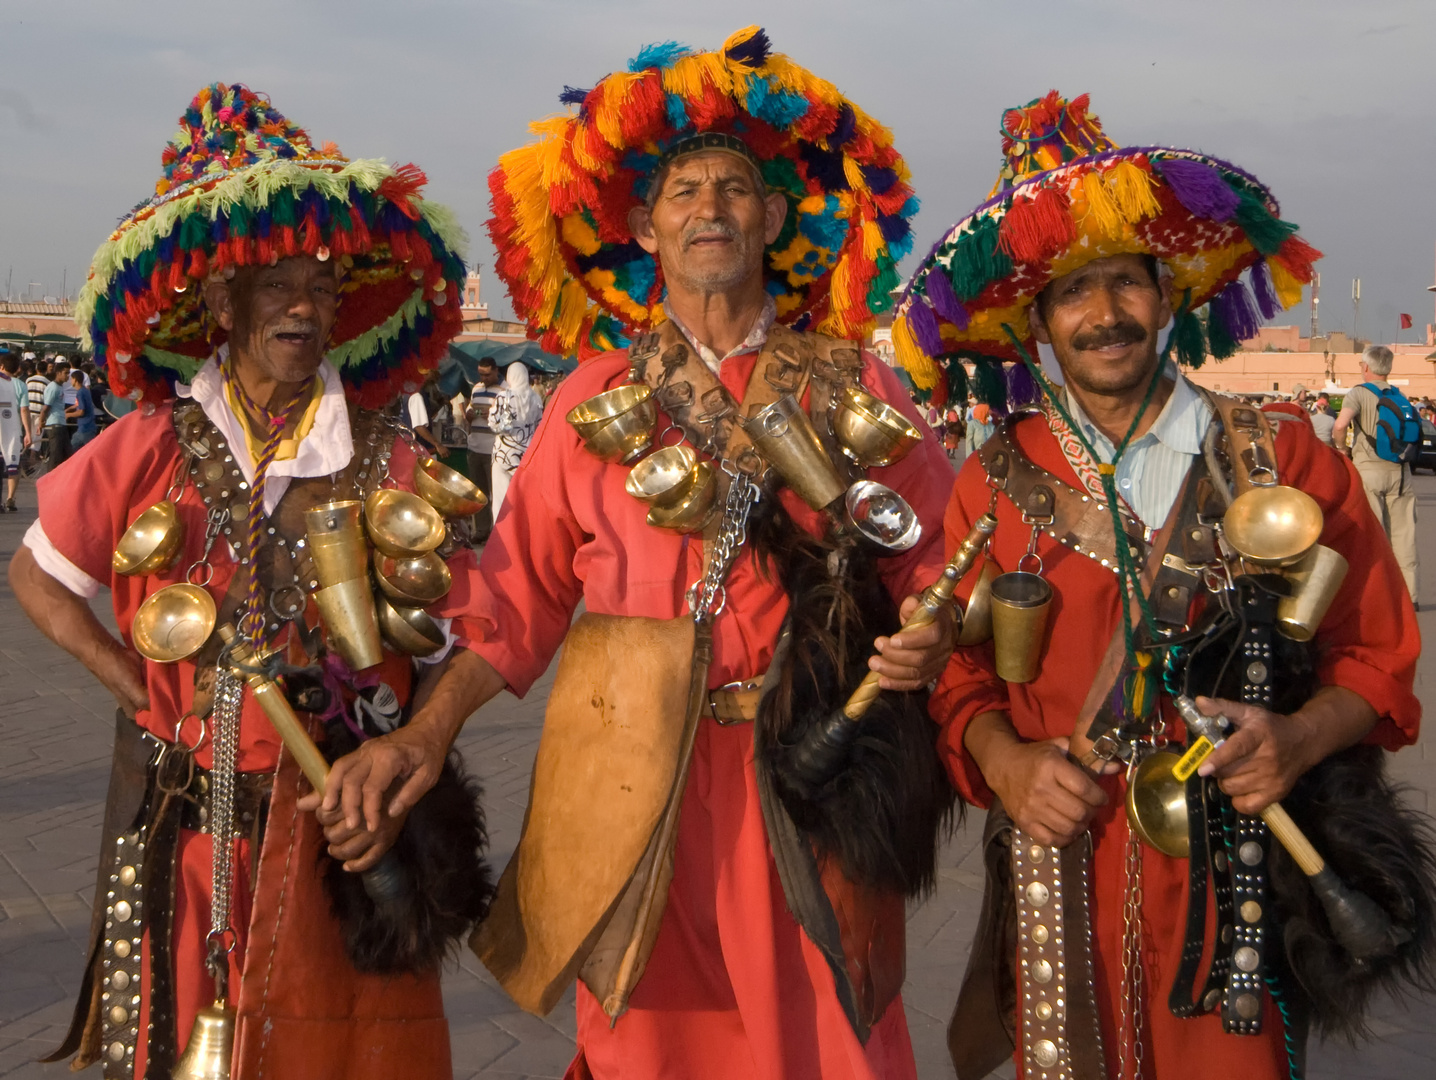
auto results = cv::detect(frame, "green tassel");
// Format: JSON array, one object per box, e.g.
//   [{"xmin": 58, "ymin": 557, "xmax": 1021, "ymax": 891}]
[
  {"xmin": 92, "ymin": 294, "xmax": 112, "ymax": 333},
  {"xmin": 946, "ymin": 215, "xmax": 1013, "ymax": 301},
  {"xmin": 944, "ymin": 358, "xmax": 969, "ymax": 409},
  {"xmin": 1174, "ymin": 308, "xmax": 1207, "ymax": 368},
  {"xmin": 1123, "ymin": 651, "xmax": 1159, "ymax": 719},
  {"xmin": 973, "ymin": 357, "xmax": 1006, "ymax": 408},
  {"xmin": 1233, "ymin": 187, "xmax": 1297, "ymax": 256},
  {"xmin": 178, "ymin": 213, "xmax": 208, "ymax": 252},
  {"xmin": 270, "ymin": 187, "xmax": 299, "ymax": 227},
  {"xmin": 229, "ymin": 201, "xmax": 252, "ymax": 237},
  {"xmin": 866, "ymin": 254, "xmax": 901, "ymax": 313},
  {"xmin": 1205, "ymin": 307, "xmax": 1239, "ymax": 360}
]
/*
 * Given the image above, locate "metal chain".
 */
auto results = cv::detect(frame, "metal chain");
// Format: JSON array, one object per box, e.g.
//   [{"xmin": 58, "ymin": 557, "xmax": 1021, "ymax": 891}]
[
  {"xmin": 692, "ymin": 467, "xmax": 760, "ymax": 624},
  {"xmin": 1119, "ymin": 779, "xmax": 1148, "ymax": 1080},
  {"xmin": 206, "ymin": 665, "xmax": 244, "ymax": 988}
]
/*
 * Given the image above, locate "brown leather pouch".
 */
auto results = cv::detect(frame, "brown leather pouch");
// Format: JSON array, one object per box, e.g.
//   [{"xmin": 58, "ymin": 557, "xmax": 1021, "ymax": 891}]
[{"xmin": 471, "ymin": 612, "xmax": 695, "ymax": 1015}]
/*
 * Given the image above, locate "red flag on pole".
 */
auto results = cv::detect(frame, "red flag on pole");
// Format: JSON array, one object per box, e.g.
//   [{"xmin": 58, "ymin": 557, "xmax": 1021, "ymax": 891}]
[{"xmin": 1401, "ymin": 313, "xmax": 1414, "ymax": 329}]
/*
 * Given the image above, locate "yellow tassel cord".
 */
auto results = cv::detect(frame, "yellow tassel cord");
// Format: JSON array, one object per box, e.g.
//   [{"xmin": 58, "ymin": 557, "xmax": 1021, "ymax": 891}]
[
  {"xmin": 1267, "ymin": 258, "xmax": 1305, "ymax": 310},
  {"xmin": 1080, "ymin": 169, "xmax": 1124, "ymax": 238},
  {"xmin": 594, "ymin": 72, "xmax": 643, "ymax": 150},
  {"xmin": 1108, "ymin": 160, "xmax": 1161, "ymax": 223},
  {"xmin": 891, "ymin": 315, "xmax": 940, "ymax": 390}
]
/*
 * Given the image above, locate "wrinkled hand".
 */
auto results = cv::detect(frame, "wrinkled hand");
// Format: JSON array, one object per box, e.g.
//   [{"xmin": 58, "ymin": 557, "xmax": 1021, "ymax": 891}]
[
  {"xmin": 318, "ymin": 721, "xmax": 449, "ymax": 836},
  {"xmin": 870, "ymin": 594, "xmax": 956, "ymax": 691},
  {"xmin": 1194, "ymin": 696, "xmax": 1314, "ymax": 815},
  {"xmin": 297, "ymin": 777, "xmax": 409, "ymax": 873},
  {"xmin": 988, "ymin": 736, "xmax": 1108, "ymax": 848}
]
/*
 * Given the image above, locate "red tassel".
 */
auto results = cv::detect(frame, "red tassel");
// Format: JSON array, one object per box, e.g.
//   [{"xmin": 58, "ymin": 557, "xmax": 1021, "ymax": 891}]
[
  {"xmin": 389, "ymin": 230, "xmax": 411, "ymax": 261},
  {"xmin": 1272, "ymin": 235, "xmax": 1322, "ymax": 283},
  {"xmin": 998, "ymin": 185, "xmax": 1077, "ymax": 264},
  {"xmin": 377, "ymin": 163, "xmax": 427, "ymax": 221},
  {"xmin": 279, "ymin": 226, "xmax": 297, "ymax": 257},
  {"xmin": 168, "ymin": 259, "xmax": 186, "ymax": 293}
]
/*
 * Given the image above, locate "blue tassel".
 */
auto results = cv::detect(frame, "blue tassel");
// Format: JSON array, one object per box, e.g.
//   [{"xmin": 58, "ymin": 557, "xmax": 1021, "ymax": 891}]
[
  {"xmin": 628, "ymin": 41, "xmax": 691, "ymax": 72},
  {"xmin": 1250, "ymin": 258, "xmax": 1281, "ymax": 320},
  {"xmin": 908, "ymin": 299, "xmax": 945, "ymax": 357},
  {"xmin": 725, "ymin": 27, "xmax": 771, "ymax": 67},
  {"xmin": 924, "ymin": 267, "xmax": 970, "ymax": 329},
  {"xmin": 559, "ymin": 86, "xmax": 590, "ymax": 106}
]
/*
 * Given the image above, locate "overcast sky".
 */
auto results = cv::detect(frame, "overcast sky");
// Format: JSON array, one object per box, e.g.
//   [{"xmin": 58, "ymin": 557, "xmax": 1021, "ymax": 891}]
[{"xmin": 3, "ymin": 0, "xmax": 1433, "ymax": 343}]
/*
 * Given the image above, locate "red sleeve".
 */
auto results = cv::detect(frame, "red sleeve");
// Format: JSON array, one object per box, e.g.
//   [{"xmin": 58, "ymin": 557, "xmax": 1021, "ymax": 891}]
[
  {"xmin": 927, "ymin": 454, "xmax": 1009, "ymax": 807},
  {"xmin": 1276, "ymin": 419, "xmax": 1421, "ymax": 748},
  {"xmin": 857, "ymin": 354, "xmax": 957, "ymax": 602}
]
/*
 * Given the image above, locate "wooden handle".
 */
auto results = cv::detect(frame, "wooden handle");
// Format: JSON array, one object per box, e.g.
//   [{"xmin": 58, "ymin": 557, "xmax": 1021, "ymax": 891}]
[{"xmin": 1260, "ymin": 801, "xmax": 1325, "ymax": 877}]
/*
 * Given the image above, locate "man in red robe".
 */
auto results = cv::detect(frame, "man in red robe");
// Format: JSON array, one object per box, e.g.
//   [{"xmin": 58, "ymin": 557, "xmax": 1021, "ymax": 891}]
[
  {"xmin": 891, "ymin": 93, "xmax": 1423, "ymax": 1079},
  {"xmin": 322, "ymin": 28, "xmax": 958, "ymax": 1080}
]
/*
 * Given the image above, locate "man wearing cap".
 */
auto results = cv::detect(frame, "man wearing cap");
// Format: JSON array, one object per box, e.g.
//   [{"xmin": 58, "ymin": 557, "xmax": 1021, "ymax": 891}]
[
  {"xmin": 893, "ymin": 93, "xmax": 1423, "ymax": 1079},
  {"xmin": 8, "ymin": 84, "xmax": 490, "ymax": 1079},
  {"xmin": 324, "ymin": 27, "xmax": 955, "ymax": 1080}
]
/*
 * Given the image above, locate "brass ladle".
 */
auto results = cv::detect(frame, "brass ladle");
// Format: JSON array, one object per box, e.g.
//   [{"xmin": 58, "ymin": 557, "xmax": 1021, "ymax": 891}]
[
  {"xmin": 113, "ymin": 500, "xmax": 186, "ymax": 577},
  {"xmin": 132, "ymin": 583, "xmax": 217, "ymax": 663},
  {"xmin": 413, "ymin": 456, "xmax": 488, "ymax": 518},
  {"xmin": 957, "ymin": 560, "xmax": 997, "ymax": 647},
  {"xmin": 364, "ymin": 488, "xmax": 446, "ymax": 558}
]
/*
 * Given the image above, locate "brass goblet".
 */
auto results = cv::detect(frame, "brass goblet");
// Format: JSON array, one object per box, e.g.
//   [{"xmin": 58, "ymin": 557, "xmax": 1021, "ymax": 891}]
[
  {"xmin": 364, "ymin": 488, "xmax": 447, "ymax": 558},
  {"xmin": 831, "ymin": 386, "xmax": 923, "ymax": 468},
  {"xmin": 413, "ymin": 456, "xmax": 488, "ymax": 518},
  {"xmin": 132, "ymin": 583, "xmax": 217, "ymax": 663},
  {"xmin": 113, "ymin": 500, "xmax": 185, "ymax": 577},
  {"xmin": 1222, "ymin": 485, "xmax": 1323, "ymax": 568},
  {"xmin": 375, "ymin": 594, "xmax": 446, "ymax": 658},
  {"xmin": 567, "ymin": 384, "xmax": 657, "ymax": 464},
  {"xmin": 372, "ymin": 549, "xmax": 453, "ymax": 606}
]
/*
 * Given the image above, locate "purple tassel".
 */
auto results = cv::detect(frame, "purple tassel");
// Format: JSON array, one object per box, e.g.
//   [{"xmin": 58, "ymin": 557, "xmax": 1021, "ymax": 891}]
[
  {"xmin": 1006, "ymin": 362, "xmax": 1041, "ymax": 408},
  {"xmin": 1210, "ymin": 278, "xmax": 1262, "ymax": 343},
  {"xmin": 907, "ymin": 299, "xmax": 945, "ymax": 356},
  {"xmin": 1249, "ymin": 258, "xmax": 1281, "ymax": 319},
  {"xmin": 924, "ymin": 268, "xmax": 970, "ymax": 329},
  {"xmin": 1154, "ymin": 157, "xmax": 1240, "ymax": 222}
]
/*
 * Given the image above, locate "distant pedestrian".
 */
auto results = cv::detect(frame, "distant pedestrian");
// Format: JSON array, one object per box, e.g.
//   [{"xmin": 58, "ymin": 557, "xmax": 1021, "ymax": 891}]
[
  {"xmin": 66, "ymin": 368, "xmax": 99, "ymax": 449},
  {"xmin": 38, "ymin": 362, "xmax": 71, "ymax": 469},
  {"xmin": 1310, "ymin": 391, "xmax": 1336, "ymax": 447},
  {"xmin": 26, "ymin": 362, "xmax": 50, "ymax": 434},
  {"xmin": 489, "ymin": 362, "xmax": 543, "ymax": 518},
  {"xmin": 1333, "ymin": 345, "xmax": 1418, "ymax": 604},
  {"xmin": 965, "ymin": 400, "xmax": 994, "ymax": 455},
  {"xmin": 465, "ymin": 357, "xmax": 502, "ymax": 538},
  {"xmin": 0, "ymin": 352, "xmax": 31, "ymax": 510}
]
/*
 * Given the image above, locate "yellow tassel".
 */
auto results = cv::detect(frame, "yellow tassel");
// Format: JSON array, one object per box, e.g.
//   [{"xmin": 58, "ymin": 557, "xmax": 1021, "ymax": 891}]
[
  {"xmin": 1080, "ymin": 169, "xmax": 1123, "ymax": 237},
  {"xmin": 594, "ymin": 73, "xmax": 641, "ymax": 149},
  {"xmin": 843, "ymin": 155, "xmax": 867, "ymax": 192},
  {"xmin": 1267, "ymin": 258, "xmax": 1305, "ymax": 310},
  {"xmin": 1108, "ymin": 160, "xmax": 1161, "ymax": 222},
  {"xmin": 892, "ymin": 316, "xmax": 940, "ymax": 390},
  {"xmin": 862, "ymin": 219, "xmax": 884, "ymax": 260},
  {"xmin": 553, "ymin": 278, "xmax": 589, "ymax": 350}
]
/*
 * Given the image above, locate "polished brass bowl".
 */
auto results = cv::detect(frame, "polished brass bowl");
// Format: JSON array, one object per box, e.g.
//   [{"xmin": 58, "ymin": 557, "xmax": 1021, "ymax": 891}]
[
  {"xmin": 831, "ymin": 386, "xmax": 923, "ymax": 468},
  {"xmin": 957, "ymin": 560, "xmax": 997, "ymax": 647},
  {"xmin": 567, "ymin": 384, "xmax": 657, "ymax": 464},
  {"xmin": 646, "ymin": 460, "xmax": 718, "ymax": 533},
  {"xmin": 413, "ymin": 456, "xmax": 488, "ymax": 518},
  {"xmin": 372, "ymin": 549, "xmax": 453, "ymax": 606},
  {"xmin": 132, "ymin": 583, "xmax": 217, "ymax": 663},
  {"xmin": 1222, "ymin": 485, "xmax": 1324, "ymax": 568},
  {"xmin": 364, "ymin": 488, "xmax": 446, "ymax": 558},
  {"xmin": 113, "ymin": 500, "xmax": 185, "ymax": 577},
  {"xmin": 375, "ymin": 594, "xmax": 446, "ymax": 658},
  {"xmin": 626, "ymin": 445, "xmax": 700, "ymax": 507},
  {"xmin": 1126, "ymin": 749, "xmax": 1191, "ymax": 858}
]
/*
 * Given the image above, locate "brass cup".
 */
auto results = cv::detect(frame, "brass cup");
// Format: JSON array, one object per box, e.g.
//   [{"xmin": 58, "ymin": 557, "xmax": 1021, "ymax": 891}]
[
  {"xmin": 843, "ymin": 480, "xmax": 922, "ymax": 552},
  {"xmin": 132, "ymin": 583, "xmax": 217, "ymax": 663},
  {"xmin": 989, "ymin": 571, "xmax": 1053, "ymax": 683},
  {"xmin": 742, "ymin": 394, "xmax": 846, "ymax": 512},
  {"xmin": 957, "ymin": 560, "xmax": 998, "ymax": 647},
  {"xmin": 567, "ymin": 384, "xmax": 657, "ymax": 464},
  {"xmin": 646, "ymin": 460, "xmax": 719, "ymax": 533},
  {"xmin": 372, "ymin": 549, "xmax": 453, "ymax": 606},
  {"xmin": 1223, "ymin": 485, "xmax": 1324, "ymax": 568},
  {"xmin": 364, "ymin": 489, "xmax": 447, "ymax": 558},
  {"xmin": 413, "ymin": 456, "xmax": 488, "ymax": 518},
  {"xmin": 626, "ymin": 445, "xmax": 700, "ymax": 508},
  {"xmin": 1277, "ymin": 544, "xmax": 1349, "ymax": 642},
  {"xmin": 113, "ymin": 500, "xmax": 185, "ymax": 577},
  {"xmin": 375, "ymin": 593, "xmax": 447, "ymax": 657},
  {"xmin": 1126, "ymin": 749, "xmax": 1191, "ymax": 858},
  {"xmin": 831, "ymin": 386, "xmax": 923, "ymax": 468},
  {"xmin": 304, "ymin": 500, "xmax": 368, "ymax": 585},
  {"xmin": 312, "ymin": 578, "xmax": 384, "ymax": 671}
]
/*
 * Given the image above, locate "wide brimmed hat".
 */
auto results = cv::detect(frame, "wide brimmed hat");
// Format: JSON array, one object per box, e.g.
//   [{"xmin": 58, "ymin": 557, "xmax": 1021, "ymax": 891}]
[
  {"xmin": 892, "ymin": 92, "xmax": 1321, "ymax": 408},
  {"xmin": 77, "ymin": 83, "xmax": 468, "ymax": 408},
  {"xmin": 488, "ymin": 26, "xmax": 918, "ymax": 359}
]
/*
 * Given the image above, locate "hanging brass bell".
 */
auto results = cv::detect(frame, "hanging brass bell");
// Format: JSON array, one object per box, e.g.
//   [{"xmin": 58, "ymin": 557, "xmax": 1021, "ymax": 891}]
[{"xmin": 171, "ymin": 998, "xmax": 235, "ymax": 1079}]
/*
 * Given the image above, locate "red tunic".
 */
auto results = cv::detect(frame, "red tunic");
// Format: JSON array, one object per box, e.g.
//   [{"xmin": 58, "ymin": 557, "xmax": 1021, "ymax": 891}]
[
  {"xmin": 930, "ymin": 411, "xmax": 1420, "ymax": 1079},
  {"xmin": 35, "ymin": 405, "xmax": 478, "ymax": 1079},
  {"xmin": 470, "ymin": 347, "xmax": 955, "ymax": 1080}
]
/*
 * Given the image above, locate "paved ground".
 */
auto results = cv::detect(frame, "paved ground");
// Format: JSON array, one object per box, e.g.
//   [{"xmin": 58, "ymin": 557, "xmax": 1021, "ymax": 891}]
[{"xmin": 2, "ymin": 472, "xmax": 1434, "ymax": 1078}]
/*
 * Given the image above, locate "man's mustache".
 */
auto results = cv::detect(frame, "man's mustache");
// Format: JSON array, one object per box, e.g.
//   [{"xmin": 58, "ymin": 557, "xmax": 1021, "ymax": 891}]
[
  {"xmin": 681, "ymin": 218, "xmax": 740, "ymax": 249},
  {"xmin": 267, "ymin": 320, "xmax": 320, "ymax": 338},
  {"xmin": 1070, "ymin": 321, "xmax": 1147, "ymax": 352}
]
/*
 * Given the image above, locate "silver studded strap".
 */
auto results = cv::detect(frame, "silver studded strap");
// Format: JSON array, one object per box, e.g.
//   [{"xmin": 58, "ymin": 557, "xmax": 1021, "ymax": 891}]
[{"xmin": 100, "ymin": 827, "xmax": 147, "ymax": 1079}]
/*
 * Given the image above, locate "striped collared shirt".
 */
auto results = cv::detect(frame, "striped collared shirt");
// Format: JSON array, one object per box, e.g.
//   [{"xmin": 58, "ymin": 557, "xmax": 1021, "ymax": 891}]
[{"xmin": 1064, "ymin": 368, "xmax": 1213, "ymax": 529}]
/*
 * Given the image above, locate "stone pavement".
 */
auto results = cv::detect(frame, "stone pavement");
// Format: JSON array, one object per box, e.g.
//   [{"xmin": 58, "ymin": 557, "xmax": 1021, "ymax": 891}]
[{"xmin": 2, "ymin": 474, "xmax": 1434, "ymax": 1079}]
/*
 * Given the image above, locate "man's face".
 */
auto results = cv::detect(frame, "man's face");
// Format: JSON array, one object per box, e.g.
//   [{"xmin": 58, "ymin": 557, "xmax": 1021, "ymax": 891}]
[
  {"xmin": 204, "ymin": 256, "xmax": 340, "ymax": 385},
  {"xmin": 477, "ymin": 362, "xmax": 500, "ymax": 387},
  {"xmin": 1030, "ymin": 254, "xmax": 1172, "ymax": 397},
  {"xmin": 628, "ymin": 150, "xmax": 787, "ymax": 295}
]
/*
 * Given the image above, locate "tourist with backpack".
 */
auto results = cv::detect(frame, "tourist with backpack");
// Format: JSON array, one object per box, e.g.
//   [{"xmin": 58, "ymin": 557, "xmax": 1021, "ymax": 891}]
[{"xmin": 1333, "ymin": 344, "xmax": 1419, "ymax": 604}]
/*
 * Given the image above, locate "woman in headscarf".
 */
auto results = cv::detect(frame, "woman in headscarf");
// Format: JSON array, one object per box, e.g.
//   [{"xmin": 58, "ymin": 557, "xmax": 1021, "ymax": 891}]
[{"xmin": 489, "ymin": 362, "xmax": 544, "ymax": 517}]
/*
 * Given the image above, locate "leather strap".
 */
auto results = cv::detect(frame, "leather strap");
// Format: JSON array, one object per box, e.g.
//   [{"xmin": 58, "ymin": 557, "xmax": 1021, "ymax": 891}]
[{"xmin": 707, "ymin": 683, "xmax": 763, "ymax": 724}]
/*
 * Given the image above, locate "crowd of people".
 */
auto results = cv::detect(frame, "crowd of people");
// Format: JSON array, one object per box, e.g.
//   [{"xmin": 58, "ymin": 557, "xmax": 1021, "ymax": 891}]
[
  {"xmin": 0, "ymin": 350, "xmax": 114, "ymax": 510},
  {"xmin": 6, "ymin": 39, "xmax": 1431, "ymax": 1080}
]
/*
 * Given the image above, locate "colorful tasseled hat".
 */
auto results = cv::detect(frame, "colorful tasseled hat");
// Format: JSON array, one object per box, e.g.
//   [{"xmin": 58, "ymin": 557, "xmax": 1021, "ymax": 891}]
[
  {"xmin": 487, "ymin": 26, "xmax": 919, "ymax": 360},
  {"xmin": 891, "ymin": 91, "xmax": 1321, "ymax": 409},
  {"xmin": 76, "ymin": 83, "xmax": 468, "ymax": 408}
]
